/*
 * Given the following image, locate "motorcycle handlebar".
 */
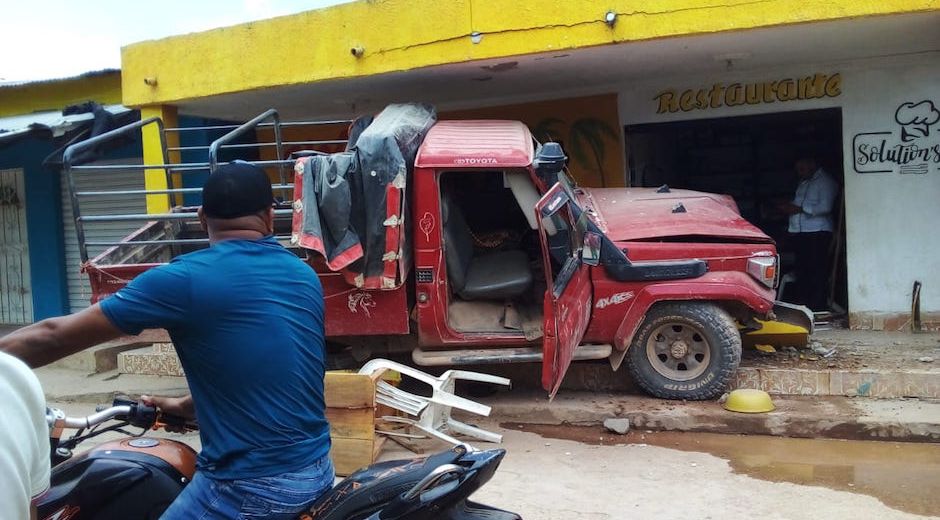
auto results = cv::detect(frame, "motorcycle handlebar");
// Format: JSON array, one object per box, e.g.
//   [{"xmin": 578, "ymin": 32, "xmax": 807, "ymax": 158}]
[
  {"xmin": 48, "ymin": 399, "xmax": 197, "ymax": 437},
  {"xmin": 61, "ymin": 405, "xmax": 134, "ymax": 429}
]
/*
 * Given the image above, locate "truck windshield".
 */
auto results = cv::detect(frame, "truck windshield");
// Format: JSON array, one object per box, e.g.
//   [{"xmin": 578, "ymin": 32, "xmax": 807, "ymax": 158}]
[{"xmin": 555, "ymin": 171, "xmax": 589, "ymax": 221}]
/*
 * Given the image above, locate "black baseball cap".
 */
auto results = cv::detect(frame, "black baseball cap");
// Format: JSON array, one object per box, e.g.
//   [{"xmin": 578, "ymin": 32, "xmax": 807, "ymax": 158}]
[{"xmin": 201, "ymin": 162, "xmax": 274, "ymax": 219}]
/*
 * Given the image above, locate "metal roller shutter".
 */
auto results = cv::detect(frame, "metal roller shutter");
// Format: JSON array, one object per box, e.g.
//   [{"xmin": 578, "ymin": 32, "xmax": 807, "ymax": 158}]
[{"xmin": 60, "ymin": 158, "xmax": 146, "ymax": 312}]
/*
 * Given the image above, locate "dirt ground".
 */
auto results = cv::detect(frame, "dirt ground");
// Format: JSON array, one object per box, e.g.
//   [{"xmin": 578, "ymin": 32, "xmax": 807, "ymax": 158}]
[
  {"xmin": 742, "ymin": 329, "xmax": 940, "ymax": 372},
  {"xmin": 405, "ymin": 420, "xmax": 940, "ymax": 520},
  {"xmin": 50, "ymin": 397, "xmax": 940, "ymax": 520}
]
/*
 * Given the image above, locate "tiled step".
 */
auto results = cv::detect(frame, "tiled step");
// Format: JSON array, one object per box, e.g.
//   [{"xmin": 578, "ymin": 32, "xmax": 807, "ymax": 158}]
[
  {"xmin": 731, "ymin": 367, "xmax": 939, "ymax": 399},
  {"xmin": 152, "ymin": 342, "xmax": 176, "ymax": 354},
  {"xmin": 118, "ymin": 344, "xmax": 184, "ymax": 377},
  {"xmin": 115, "ymin": 344, "xmax": 940, "ymax": 398}
]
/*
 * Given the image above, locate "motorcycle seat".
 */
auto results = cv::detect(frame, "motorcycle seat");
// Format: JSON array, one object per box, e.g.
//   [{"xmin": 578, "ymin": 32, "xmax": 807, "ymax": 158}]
[{"xmin": 305, "ymin": 446, "xmax": 466, "ymax": 520}]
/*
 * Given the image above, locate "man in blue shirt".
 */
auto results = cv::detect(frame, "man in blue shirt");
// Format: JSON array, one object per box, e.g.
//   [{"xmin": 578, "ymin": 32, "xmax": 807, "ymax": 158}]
[
  {"xmin": 0, "ymin": 162, "xmax": 333, "ymax": 519},
  {"xmin": 778, "ymin": 156, "xmax": 840, "ymax": 311}
]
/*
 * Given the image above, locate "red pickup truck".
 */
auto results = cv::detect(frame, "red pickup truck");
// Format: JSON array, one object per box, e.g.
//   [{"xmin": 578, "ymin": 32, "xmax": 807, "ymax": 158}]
[{"xmin": 66, "ymin": 105, "xmax": 811, "ymax": 400}]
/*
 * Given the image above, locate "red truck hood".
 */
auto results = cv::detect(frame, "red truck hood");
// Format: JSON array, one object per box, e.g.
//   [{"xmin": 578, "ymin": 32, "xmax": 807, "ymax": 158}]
[{"xmin": 576, "ymin": 187, "xmax": 772, "ymax": 243}]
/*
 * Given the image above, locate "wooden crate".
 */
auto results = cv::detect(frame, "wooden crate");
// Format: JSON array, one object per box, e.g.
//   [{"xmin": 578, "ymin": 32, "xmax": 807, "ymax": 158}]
[{"xmin": 324, "ymin": 370, "xmax": 391, "ymax": 476}]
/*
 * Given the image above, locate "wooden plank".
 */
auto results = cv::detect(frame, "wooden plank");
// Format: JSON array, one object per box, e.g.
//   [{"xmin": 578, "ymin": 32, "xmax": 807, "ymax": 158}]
[
  {"xmin": 326, "ymin": 407, "xmax": 375, "ymax": 440},
  {"xmin": 372, "ymin": 436, "xmax": 387, "ymax": 461},
  {"xmin": 375, "ymin": 403, "xmax": 400, "ymax": 419},
  {"xmin": 330, "ymin": 437, "xmax": 375, "ymax": 476},
  {"xmin": 324, "ymin": 371, "xmax": 375, "ymax": 408}
]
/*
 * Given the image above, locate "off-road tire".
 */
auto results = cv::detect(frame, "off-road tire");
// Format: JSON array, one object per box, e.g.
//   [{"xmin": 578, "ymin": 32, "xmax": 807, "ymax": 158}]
[{"xmin": 625, "ymin": 302, "xmax": 741, "ymax": 400}]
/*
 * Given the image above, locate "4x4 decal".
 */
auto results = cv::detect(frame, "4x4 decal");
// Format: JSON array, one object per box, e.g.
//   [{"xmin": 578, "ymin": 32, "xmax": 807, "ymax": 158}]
[{"xmin": 595, "ymin": 291, "xmax": 634, "ymax": 309}]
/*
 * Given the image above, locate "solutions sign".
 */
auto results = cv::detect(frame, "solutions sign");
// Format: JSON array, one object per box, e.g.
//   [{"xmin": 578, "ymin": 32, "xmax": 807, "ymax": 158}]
[{"xmin": 853, "ymin": 100, "xmax": 940, "ymax": 175}]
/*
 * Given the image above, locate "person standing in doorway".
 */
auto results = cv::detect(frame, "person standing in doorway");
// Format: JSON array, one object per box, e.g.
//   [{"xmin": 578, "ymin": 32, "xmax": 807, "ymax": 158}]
[{"xmin": 778, "ymin": 156, "xmax": 839, "ymax": 311}]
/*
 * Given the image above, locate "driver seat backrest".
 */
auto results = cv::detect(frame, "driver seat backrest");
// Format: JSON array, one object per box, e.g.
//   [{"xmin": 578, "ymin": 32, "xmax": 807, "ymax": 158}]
[{"xmin": 441, "ymin": 194, "xmax": 475, "ymax": 295}]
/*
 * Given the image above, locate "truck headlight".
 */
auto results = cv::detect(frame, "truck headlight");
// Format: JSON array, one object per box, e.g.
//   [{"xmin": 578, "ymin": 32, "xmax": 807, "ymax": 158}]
[{"xmin": 747, "ymin": 256, "xmax": 778, "ymax": 289}]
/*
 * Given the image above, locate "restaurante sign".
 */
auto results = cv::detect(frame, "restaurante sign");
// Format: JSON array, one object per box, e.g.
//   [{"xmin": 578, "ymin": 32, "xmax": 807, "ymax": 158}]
[{"xmin": 654, "ymin": 73, "xmax": 842, "ymax": 114}]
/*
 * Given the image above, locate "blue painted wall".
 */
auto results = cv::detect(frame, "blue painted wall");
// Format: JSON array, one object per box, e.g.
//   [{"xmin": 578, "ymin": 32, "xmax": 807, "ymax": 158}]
[{"xmin": 0, "ymin": 138, "xmax": 69, "ymax": 320}]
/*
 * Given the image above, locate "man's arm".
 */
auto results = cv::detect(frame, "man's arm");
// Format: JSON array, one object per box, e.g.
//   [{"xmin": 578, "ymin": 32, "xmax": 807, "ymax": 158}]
[
  {"xmin": 0, "ymin": 304, "xmax": 123, "ymax": 368},
  {"xmin": 777, "ymin": 201, "xmax": 802, "ymax": 215},
  {"xmin": 802, "ymin": 177, "xmax": 839, "ymax": 217}
]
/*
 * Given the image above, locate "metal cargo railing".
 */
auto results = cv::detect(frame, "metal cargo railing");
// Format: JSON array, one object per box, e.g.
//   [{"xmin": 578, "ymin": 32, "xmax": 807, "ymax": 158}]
[{"xmin": 63, "ymin": 109, "xmax": 352, "ymax": 264}]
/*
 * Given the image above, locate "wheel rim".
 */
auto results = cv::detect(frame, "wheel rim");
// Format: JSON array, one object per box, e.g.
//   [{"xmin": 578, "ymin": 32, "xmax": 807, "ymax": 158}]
[{"xmin": 645, "ymin": 321, "xmax": 711, "ymax": 381}]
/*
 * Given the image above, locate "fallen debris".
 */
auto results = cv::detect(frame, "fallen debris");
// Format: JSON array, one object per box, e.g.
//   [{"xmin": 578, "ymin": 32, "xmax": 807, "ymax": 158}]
[
  {"xmin": 812, "ymin": 344, "xmax": 837, "ymax": 358},
  {"xmin": 918, "ymin": 356, "xmax": 934, "ymax": 363},
  {"xmin": 604, "ymin": 417, "xmax": 631, "ymax": 435},
  {"xmin": 755, "ymin": 344, "xmax": 777, "ymax": 354}
]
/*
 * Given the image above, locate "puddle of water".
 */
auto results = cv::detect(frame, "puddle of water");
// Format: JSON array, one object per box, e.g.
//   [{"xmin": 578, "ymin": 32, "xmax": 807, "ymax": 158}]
[{"xmin": 501, "ymin": 422, "xmax": 940, "ymax": 517}]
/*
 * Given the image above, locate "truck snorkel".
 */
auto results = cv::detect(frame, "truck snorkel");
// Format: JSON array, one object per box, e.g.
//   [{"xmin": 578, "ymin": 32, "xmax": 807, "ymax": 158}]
[{"xmin": 534, "ymin": 142, "xmax": 567, "ymax": 187}]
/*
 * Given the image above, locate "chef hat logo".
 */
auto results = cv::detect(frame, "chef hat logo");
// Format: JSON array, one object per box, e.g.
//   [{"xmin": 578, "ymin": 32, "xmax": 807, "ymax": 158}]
[{"xmin": 894, "ymin": 100, "xmax": 940, "ymax": 143}]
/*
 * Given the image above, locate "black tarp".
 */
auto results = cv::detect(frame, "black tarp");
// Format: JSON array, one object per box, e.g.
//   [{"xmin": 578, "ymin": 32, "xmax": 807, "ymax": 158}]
[{"xmin": 293, "ymin": 103, "xmax": 436, "ymax": 289}]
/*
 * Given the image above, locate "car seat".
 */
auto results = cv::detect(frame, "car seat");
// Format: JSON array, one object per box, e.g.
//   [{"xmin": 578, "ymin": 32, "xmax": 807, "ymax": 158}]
[{"xmin": 442, "ymin": 194, "xmax": 533, "ymax": 300}]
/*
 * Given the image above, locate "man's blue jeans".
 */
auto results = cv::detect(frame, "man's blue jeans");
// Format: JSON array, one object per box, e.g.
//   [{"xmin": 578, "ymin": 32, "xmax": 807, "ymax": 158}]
[{"xmin": 160, "ymin": 455, "xmax": 334, "ymax": 519}]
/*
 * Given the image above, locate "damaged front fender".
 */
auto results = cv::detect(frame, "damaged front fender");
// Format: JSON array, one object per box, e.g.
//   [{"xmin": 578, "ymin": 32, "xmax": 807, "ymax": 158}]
[{"xmin": 753, "ymin": 301, "xmax": 815, "ymax": 335}]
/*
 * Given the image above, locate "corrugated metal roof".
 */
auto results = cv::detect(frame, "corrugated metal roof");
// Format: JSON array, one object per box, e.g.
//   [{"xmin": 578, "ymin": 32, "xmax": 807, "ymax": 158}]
[
  {"xmin": 0, "ymin": 104, "xmax": 130, "ymax": 144},
  {"xmin": 415, "ymin": 120, "xmax": 534, "ymax": 169},
  {"xmin": 0, "ymin": 69, "xmax": 120, "ymax": 89}
]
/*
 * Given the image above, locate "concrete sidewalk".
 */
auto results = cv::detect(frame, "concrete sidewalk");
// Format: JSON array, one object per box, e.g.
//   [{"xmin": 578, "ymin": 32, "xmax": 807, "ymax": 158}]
[
  {"xmin": 69, "ymin": 328, "xmax": 940, "ymax": 399},
  {"xmin": 476, "ymin": 390, "xmax": 940, "ymax": 443},
  {"xmin": 35, "ymin": 366, "xmax": 940, "ymax": 443},
  {"xmin": 733, "ymin": 329, "xmax": 940, "ymax": 398},
  {"xmin": 37, "ymin": 366, "xmax": 189, "ymax": 403}
]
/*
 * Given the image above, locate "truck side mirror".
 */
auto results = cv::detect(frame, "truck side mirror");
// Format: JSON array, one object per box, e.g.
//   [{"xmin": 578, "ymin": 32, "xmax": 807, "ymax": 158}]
[{"xmin": 582, "ymin": 231, "xmax": 601, "ymax": 266}]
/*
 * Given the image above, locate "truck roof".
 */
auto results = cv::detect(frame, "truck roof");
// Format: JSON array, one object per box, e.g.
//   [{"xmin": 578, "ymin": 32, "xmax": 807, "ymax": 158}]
[{"xmin": 414, "ymin": 120, "xmax": 534, "ymax": 168}]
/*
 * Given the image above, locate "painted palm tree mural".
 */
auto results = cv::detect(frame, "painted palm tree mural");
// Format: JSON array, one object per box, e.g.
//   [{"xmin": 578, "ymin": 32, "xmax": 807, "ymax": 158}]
[{"xmin": 531, "ymin": 117, "xmax": 619, "ymax": 187}]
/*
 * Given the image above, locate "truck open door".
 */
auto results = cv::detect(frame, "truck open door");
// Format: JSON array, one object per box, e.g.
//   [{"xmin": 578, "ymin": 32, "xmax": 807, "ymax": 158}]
[{"xmin": 535, "ymin": 183, "xmax": 593, "ymax": 399}]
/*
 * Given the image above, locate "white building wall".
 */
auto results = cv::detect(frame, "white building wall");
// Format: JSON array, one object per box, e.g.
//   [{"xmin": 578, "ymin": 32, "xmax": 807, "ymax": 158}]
[{"xmin": 616, "ymin": 53, "xmax": 940, "ymax": 324}]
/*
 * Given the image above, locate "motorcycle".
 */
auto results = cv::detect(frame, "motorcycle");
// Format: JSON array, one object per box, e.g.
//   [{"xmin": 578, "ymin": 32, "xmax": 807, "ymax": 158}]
[{"xmin": 38, "ymin": 399, "xmax": 521, "ymax": 520}]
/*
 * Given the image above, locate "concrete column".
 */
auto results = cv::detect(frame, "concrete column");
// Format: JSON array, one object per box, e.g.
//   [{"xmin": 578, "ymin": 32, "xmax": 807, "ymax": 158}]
[{"xmin": 140, "ymin": 105, "xmax": 180, "ymax": 213}]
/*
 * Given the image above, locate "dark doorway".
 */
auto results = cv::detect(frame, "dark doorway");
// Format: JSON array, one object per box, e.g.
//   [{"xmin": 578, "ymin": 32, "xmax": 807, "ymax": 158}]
[{"xmin": 624, "ymin": 108, "xmax": 847, "ymax": 313}]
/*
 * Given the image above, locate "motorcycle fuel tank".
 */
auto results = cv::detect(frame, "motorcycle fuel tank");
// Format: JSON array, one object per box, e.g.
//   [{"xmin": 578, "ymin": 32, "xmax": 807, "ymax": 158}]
[{"xmin": 39, "ymin": 438, "xmax": 194, "ymax": 520}]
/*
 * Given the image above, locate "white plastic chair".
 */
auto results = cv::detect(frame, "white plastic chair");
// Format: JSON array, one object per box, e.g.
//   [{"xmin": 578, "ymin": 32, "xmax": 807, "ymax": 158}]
[{"xmin": 357, "ymin": 359, "xmax": 511, "ymax": 446}]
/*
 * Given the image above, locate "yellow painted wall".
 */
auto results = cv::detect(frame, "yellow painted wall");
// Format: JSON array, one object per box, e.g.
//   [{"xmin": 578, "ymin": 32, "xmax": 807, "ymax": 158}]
[
  {"xmin": 120, "ymin": 0, "xmax": 938, "ymax": 107},
  {"xmin": 0, "ymin": 71, "xmax": 122, "ymax": 117},
  {"xmin": 140, "ymin": 105, "xmax": 180, "ymax": 213},
  {"xmin": 257, "ymin": 124, "xmax": 350, "ymax": 160},
  {"xmin": 443, "ymin": 94, "xmax": 625, "ymax": 187},
  {"xmin": 256, "ymin": 123, "xmax": 350, "ymax": 185}
]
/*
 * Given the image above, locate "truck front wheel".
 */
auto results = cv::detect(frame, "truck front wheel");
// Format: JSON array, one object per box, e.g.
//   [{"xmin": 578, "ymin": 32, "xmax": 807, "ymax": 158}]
[{"xmin": 625, "ymin": 302, "xmax": 741, "ymax": 400}]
